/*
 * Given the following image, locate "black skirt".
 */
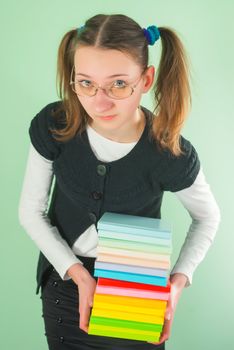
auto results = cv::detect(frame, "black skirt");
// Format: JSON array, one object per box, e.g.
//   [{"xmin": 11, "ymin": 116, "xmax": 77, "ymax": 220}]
[{"xmin": 40, "ymin": 256, "xmax": 165, "ymax": 350}]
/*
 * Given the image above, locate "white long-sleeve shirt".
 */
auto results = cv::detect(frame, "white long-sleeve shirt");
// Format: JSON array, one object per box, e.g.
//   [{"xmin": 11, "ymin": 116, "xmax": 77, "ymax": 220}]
[{"xmin": 18, "ymin": 124, "xmax": 221, "ymax": 287}]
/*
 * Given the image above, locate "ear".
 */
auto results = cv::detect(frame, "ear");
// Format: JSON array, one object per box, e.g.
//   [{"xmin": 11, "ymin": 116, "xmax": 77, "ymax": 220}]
[{"xmin": 141, "ymin": 65, "xmax": 155, "ymax": 93}]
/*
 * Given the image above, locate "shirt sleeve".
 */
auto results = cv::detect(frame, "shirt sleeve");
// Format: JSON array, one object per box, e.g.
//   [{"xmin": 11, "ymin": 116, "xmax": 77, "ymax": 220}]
[
  {"xmin": 170, "ymin": 166, "xmax": 221, "ymax": 286},
  {"xmin": 28, "ymin": 102, "xmax": 62, "ymax": 161},
  {"xmin": 18, "ymin": 142, "xmax": 83, "ymax": 280},
  {"xmin": 161, "ymin": 135, "xmax": 201, "ymax": 192}
]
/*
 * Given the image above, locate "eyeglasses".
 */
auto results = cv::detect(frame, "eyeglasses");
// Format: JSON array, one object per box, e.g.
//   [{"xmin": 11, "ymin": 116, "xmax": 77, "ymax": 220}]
[{"xmin": 69, "ymin": 65, "xmax": 145, "ymax": 99}]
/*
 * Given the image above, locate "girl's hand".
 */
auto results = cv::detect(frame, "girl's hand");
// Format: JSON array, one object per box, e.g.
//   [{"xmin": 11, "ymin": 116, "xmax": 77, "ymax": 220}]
[
  {"xmin": 67, "ymin": 263, "xmax": 97, "ymax": 332},
  {"xmin": 147, "ymin": 273, "xmax": 188, "ymax": 345}
]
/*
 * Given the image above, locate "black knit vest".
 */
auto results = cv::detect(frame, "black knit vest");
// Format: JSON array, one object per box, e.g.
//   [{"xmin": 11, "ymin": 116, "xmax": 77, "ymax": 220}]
[{"xmin": 29, "ymin": 101, "xmax": 200, "ymax": 295}]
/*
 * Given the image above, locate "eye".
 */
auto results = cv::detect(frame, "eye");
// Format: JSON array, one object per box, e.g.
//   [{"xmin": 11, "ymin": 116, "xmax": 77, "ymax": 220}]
[
  {"xmin": 78, "ymin": 80, "xmax": 92, "ymax": 87},
  {"xmin": 113, "ymin": 80, "xmax": 127, "ymax": 88}
]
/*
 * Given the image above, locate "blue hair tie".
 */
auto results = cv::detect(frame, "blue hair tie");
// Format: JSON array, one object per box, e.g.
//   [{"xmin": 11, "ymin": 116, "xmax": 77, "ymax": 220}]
[
  {"xmin": 77, "ymin": 24, "xmax": 160, "ymax": 45},
  {"xmin": 77, "ymin": 25, "xmax": 85, "ymax": 35},
  {"xmin": 143, "ymin": 25, "xmax": 160, "ymax": 45}
]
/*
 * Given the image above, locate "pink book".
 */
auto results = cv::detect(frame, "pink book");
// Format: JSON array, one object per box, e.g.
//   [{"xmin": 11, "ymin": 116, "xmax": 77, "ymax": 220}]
[{"xmin": 95, "ymin": 285, "xmax": 170, "ymax": 300}]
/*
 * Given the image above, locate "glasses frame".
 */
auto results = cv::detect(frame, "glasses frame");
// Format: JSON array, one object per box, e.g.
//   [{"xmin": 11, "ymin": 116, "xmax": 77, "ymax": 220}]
[{"xmin": 69, "ymin": 65, "xmax": 146, "ymax": 100}]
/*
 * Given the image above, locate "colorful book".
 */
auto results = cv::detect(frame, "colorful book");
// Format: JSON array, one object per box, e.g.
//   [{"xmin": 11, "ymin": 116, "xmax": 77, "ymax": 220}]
[
  {"xmin": 94, "ymin": 261, "xmax": 169, "ymax": 277},
  {"xmin": 96, "ymin": 253, "xmax": 170, "ymax": 269},
  {"xmin": 98, "ymin": 236, "xmax": 172, "ymax": 254},
  {"xmin": 97, "ymin": 246, "xmax": 170, "ymax": 262},
  {"xmin": 95, "ymin": 285, "xmax": 170, "ymax": 300},
  {"xmin": 88, "ymin": 212, "xmax": 172, "ymax": 342},
  {"xmin": 98, "ymin": 230, "xmax": 171, "ymax": 246},
  {"xmin": 91, "ymin": 308, "xmax": 164, "ymax": 324},
  {"xmin": 95, "ymin": 278, "xmax": 171, "ymax": 300},
  {"xmin": 89, "ymin": 316, "xmax": 163, "ymax": 332},
  {"xmin": 94, "ymin": 269, "xmax": 167, "ymax": 286},
  {"xmin": 88, "ymin": 323, "xmax": 161, "ymax": 342},
  {"xmin": 97, "ymin": 212, "xmax": 172, "ymax": 239},
  {"xmin": 93, "ymin": 294, "xmax": 167, "ymax": 309}
]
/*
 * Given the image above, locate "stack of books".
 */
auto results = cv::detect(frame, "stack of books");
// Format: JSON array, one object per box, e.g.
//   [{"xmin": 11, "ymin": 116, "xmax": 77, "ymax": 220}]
[{"xmin": 88, "ymin": 212, "xmax": 172, "ymax": 342}]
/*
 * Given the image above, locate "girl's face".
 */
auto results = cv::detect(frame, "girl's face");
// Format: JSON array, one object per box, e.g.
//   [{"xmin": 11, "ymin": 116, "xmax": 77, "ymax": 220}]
[{"xmin": 73, "ymin": 46, "xmax": 154, "ymax": 140}]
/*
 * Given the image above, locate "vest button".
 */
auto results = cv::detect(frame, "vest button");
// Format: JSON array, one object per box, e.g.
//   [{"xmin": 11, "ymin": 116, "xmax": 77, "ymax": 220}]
[
  {"xmin": 89, "ymin": 212, "xmax": 97, "ymax": 222},
  {"xmin": 55, "ymin": 298, "xmax": 60, "ymax": 305},
  {"xmin": 92, "ymin": 191, "xmax": 103, "ymax": 200},
  {"xmin": 52, "ymin": 281, "xmax": 58, "ymax": 287},
  {"xmin": 97, "ymin": 164, "xmax": 106, "ymax": 176},
  {"xmin": 59, "ymin": 336, "xmax": 64, "ymax": 343},
  {"xmin": 57, "ymin": 317, "xmax": 63, "ymax": 323}
]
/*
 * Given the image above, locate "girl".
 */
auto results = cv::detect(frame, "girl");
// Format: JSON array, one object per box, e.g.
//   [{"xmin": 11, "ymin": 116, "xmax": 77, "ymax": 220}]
[{"xmin": 18, "ymin": 13, "xmax": 221, "ymax": 350}]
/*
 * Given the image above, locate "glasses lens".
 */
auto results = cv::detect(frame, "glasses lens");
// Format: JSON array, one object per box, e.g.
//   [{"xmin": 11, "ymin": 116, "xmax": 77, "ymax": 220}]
[
  {"xmin": 71, "ymin": 82, "xmax": 97, "ymax": 97},
  {"xmin": 71, "ymin": 83, "xmax": 133, "ymax": 99},
  {"xmin": 108, "ymin": 86, "xmax": 133, "ymax": 99}
]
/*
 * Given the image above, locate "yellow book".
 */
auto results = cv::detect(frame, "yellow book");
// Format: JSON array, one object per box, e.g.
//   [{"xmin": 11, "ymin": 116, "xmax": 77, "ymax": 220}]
[
  {"xmin": 94, "ymin": 293, "xmax": 167, "ymax": 309},
  {"xmin": 91, "ymin": 308, "xmax": 164, "ymax": 324},
  {"xmin": 93, "ymin": 301, "xmax": 165, "ymax": 316}
]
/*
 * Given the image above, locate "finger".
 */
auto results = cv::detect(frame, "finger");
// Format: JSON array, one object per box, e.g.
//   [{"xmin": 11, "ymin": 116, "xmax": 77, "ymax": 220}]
[
  {"xmin": 147, "ymin": 337, "xmax": 168, "ymax": 346},
  {"xmin": 159, "ymin": 319, "xmax": 171, "ymax": 341},
  {"xmin": 164, "ymin": 294, "xmax": 174, "ymax": 320},
  {"xmin": 147, "ymin": 330, "xmax": 169, "ymax": 345},
  {"xmin": 79, "ymin": 317, "xmax": 89, "ymax": 332},
  {"xmin": 158, "ymin": 334, "xmax": 169, "ymax": 344},
  {"xmin": 147, "ymin": 330, "xmax": 165, "ymax": 344},
  {"xmin": 79, "ymin": 304, "xmax": 91, "ymax": 332},
  {"xmin": 148, "ymin": 291, "xmax": 177, "ymax": 345},
  {"xmin": 148, "ymin": 316, "xmax": 172, "ymax": 345}
]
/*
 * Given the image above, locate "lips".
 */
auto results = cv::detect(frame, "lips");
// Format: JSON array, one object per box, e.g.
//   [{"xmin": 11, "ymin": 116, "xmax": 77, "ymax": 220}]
[
  {"xmin": 98, "ymin": 114, "xmax": 117, "ymax": 120},
  {"xmin": 99, "ymin": 115, "xmax": 116, "ymax": 118}
]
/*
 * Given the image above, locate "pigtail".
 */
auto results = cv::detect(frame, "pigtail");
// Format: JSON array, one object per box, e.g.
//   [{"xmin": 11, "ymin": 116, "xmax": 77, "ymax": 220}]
[
  {"xmin": 56, "ymin": 29, "xmax": 77, "ymax": 100},
  {"xmin": 152, "ymin": 27, "xmax": 192, "ymax": 156},
  {"xmin": 51, "ymin": 29, "xmax": 88, "ymax": 141}
]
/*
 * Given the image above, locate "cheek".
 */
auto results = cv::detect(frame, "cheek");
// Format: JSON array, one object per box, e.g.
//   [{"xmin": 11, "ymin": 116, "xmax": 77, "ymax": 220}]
[
  {"xmin": 77, "ymin": 97, "xmax": 97, "ymax": 118},
  {"xmin": 120, "ymin": 92, "xmax": 142, "ymax": 112},
  {"xmin": 77, "ymin": 96, "xmax": 89, "ymax": 110}
]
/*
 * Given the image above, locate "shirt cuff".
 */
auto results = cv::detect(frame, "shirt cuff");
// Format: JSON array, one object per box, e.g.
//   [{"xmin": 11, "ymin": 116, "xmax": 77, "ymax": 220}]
[
  {"xmin": 59, "ymin": 257, "xmax": 84, "ymax": 281},
  {"xmin": 170, "ymin": 265, "xmax": 192, "ymax": 287}
]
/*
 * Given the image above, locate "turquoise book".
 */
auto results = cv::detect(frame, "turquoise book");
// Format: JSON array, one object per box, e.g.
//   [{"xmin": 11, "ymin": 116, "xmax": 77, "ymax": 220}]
[{"xmin": 94, "ymin": 268, "xmax": 168, "ymax": 286}]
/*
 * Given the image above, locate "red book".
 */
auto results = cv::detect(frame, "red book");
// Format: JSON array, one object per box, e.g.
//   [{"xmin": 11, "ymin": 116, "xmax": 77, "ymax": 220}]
[{"xmin": 97, "ymin": 277, "xmax": 171, "ymax": 293}]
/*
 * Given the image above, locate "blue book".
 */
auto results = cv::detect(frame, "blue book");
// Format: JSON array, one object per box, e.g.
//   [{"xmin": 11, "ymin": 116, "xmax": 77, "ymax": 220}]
[
  {"xmin": 94, "ymin": 261, "xmax": 169, "ymax": 277},
  {"xmin": 94, "ymin": 268, "xmax": 168, "ymax": 287},
  {"xmin": 97, "ymin": 212, "xmax": 172, "ymax": 239}
]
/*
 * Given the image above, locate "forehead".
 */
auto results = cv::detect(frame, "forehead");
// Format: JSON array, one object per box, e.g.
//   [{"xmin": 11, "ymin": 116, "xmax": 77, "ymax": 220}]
[{"xmin": 74, "ymin": 46, "xmax": 140, "ymax": 79}]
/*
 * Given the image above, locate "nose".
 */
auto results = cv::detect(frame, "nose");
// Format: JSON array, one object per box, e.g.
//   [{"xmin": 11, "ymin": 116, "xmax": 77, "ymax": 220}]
[{"xmin": 93, "ymin": 87, "xmax": 115, "ymax": 113}]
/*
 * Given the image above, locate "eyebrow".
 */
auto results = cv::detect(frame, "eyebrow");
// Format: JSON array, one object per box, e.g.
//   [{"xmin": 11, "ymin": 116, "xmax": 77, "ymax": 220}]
[{"xmin": 75, "ymin": 73, "xmax": 129, "ymax": 78}]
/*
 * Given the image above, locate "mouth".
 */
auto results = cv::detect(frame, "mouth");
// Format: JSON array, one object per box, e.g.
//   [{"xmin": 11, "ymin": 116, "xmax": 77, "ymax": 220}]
[{"xmin": 98, "ymin": 115, "xmax": 117, "ymax": 120}]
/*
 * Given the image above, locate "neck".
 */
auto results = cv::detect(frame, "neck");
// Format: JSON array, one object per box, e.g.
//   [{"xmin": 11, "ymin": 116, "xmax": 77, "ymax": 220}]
[{"xmin": 88, "ymin": 107, "xmax": 146, "ymax": 143}]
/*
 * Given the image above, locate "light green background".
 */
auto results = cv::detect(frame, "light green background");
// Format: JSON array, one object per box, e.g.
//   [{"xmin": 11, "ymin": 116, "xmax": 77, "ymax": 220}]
[{"xmin": 1, "ymin": 0, "xmax": 233, "ymax": 348}]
